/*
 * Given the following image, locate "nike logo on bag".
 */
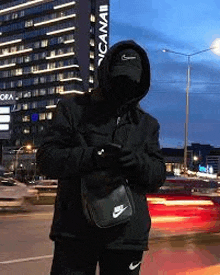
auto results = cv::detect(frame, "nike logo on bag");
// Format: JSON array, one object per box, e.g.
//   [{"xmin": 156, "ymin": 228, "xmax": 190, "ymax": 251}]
[
  {"xmin": 129, "ymin": 262, "xmax": 141, "ymax": 270},
  {"xmin": 121, "ymin": 54, "xmax": 137, "ymax": 61},
  {"xmin": 112, "ymin": 205, "xmax": 128, "ymax": 218}
]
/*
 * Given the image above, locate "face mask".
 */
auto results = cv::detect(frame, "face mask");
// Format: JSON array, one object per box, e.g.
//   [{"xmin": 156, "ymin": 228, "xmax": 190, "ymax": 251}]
[{"xmin": 108, "ymin": 76, "xmax": 140, "ymax": 105}]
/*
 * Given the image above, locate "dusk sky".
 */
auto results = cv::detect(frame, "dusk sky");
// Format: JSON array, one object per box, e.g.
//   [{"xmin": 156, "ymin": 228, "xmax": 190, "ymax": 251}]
[{"xmin": 109, "ymin": 0, "xmax": 220, "ymax": 148}]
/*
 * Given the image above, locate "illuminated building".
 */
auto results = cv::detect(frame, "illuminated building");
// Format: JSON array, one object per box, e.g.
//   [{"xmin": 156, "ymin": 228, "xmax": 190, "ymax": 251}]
[{"xmin": 0, "ymin": 0, "xmax": 109, "ymax": 146}]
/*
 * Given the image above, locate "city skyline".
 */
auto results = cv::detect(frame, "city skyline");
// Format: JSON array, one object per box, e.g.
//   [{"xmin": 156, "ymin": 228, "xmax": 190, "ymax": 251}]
[
  {"xmin": 0, "ymin": 0, "xmax": 110, "ymax": 146},
  {"xmin": 110, "ymin": 0, "xmax": 220, "ymax": 148}
]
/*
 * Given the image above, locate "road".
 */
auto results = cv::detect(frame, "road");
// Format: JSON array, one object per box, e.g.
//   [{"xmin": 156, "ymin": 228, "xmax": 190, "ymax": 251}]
[{"xmin": 1, "ymin": 205, "xmax": 220, "ymax": 275}]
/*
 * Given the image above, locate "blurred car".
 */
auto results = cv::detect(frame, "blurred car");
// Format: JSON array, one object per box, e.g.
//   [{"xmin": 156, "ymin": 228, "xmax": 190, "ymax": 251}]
[
  {"xmin": 30, "ymin": 179, "xmax": 58, "ymax": 205},
  {"xmin": 147, "ymin": 177, "xmax": 220, "ymax": 236},
  {"xmin": 147, "ymin": 193, "xmax": 220, "ymax": 235},
  {"xmin": 0, "ymin": 177, "xmax": 37, "ymax": 210}
]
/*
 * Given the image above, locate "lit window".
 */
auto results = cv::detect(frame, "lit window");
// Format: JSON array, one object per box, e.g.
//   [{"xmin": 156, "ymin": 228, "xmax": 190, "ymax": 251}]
[
  {"xmin": 48, "ymin": 62, "xmax": 56, "ymax": 69},
  {"xmin": 23, "ymin": 91, "xmax": 31, "ymax": 98},
  {"xmin": 67, "ymin": 47, "xmax": 74, "ymax": 53},
  {"xmin": 18, "ymin": 45, "xmax": 24, "ymax": 51},
  {"xmin": 66, "ymin": 34, "xmax": 74, "ymax": 41},
  {"xmin": 17, "ymin": 80, "xmax": 23, "ymax": 87},
  {"xmin": 41, "ymin": 40, "xmax": 48, "ymax": 47},
  {"xmin": 90, "ymin": 39, "xmax": 95, "ymax": 46},
  {"xmin": 32, "ymin": 65, "xmax": 39, "ymax": 72},
  {"xmin": 89, "ymin": 64, "xmax": 94, "ymax": 71},
  {"xmin": 47, "ymin": 112, "xmax": 53, "ymax": 120},
  {"xmin": 56, "ymin": 86, "xmax": 64, "ymax": 93},
  {"xmin": 22, "ymin": 115, "xmax": 30, "ymax": 122},
  {"xmin": 58, "ymin": 36, "xmax": 64, "ymax": 43},
  {"xmin": 58, "ymin": 49, "xmax": 64, "ymax": 55},
  {"xmin": 23, "ymin": 104, "xmax": 28, "ymax": 110},
  {"xmin": 11, "ymin": 46, "xmax": 17, "ymax": 53},
  {"xmin": 90, "ymin": 51, "xmax": 94, "ymax": 59},
  {"xmin": 89, "ymin": 76, "xmax": 94, "ymax": 83},
  {"xmin": 17, "ymin": 92, "xmax": 22, "ymax": 99},
  {"xmin": 12, "ymin": 13, "xmax": 18, "ymax": 20},
  {"xmin": 50, "ymin": 50, "xmax": 56, "ymax": 57},
  {"xmin": 90, "ymin": 14, "xmax": 96, "ymax": 22},
  {"xmin": 57, "ymin": 73, "xmax": 64, "ymax": 80},
  {"xmin": 24, "ymin": 56, "xmax": 31, "ymax": 62},
  {"xmin": 25, "ymin": 20, "xmax": 33, "ymax": 27},
  {"xmin": 23, "ymin": 127, "xmax": 30, "ymax": 134},
  {"xmin": 16, "ymin": 68, "xmax": 23, "ymax": 75},
  {"xmin": 16, "ymin": 104, "xmax": 21, "ymax": 110},
  {"xmin": 2, "ymin": 48, "xmax": 9, "ymax": 54},
  {"xmin": 39, "ymin": 113, "xmax": 46, "ymax": 120}
]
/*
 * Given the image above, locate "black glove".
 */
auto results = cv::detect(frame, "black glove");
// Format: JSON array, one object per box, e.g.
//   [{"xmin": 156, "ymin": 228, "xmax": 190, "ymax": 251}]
[
  {"xmin": 93, "ymin": 143, "xmax": 122, "ymax": 169},
  {"xmin": 118, "ymin": 148, "xmax": 140, "ymax": 173}
]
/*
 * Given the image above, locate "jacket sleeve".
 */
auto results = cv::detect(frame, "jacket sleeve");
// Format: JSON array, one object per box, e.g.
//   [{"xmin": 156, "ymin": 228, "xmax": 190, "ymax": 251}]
[
  {"xmin": 128, "ymin": 119, "xmax": 166, "ymax": 193},
  {"xmin": 36, "ymin": 99, "xmax": 96, "ymax": 179}
]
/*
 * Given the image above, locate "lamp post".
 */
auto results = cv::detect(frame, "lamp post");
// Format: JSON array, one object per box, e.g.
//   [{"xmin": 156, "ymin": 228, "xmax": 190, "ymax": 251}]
[
  {"xmin": 15, "ymin": 144, "xmax": 32, "ymax": 179},
  {"xmin": 162, "ymin": 47, "xmax": 216, "ymax": 176}
]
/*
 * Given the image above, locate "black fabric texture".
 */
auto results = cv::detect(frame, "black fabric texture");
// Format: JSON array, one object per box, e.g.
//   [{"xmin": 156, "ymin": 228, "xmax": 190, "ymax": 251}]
[{"xmin": 50, "ymin": 239, "xmax": 143, "ymax": 275}]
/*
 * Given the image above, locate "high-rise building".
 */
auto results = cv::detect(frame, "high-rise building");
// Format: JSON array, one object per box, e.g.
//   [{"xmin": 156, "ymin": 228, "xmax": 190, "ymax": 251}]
[{"xmin": 0, "ymin": 0, "xmax": 109, "ymax": 147}]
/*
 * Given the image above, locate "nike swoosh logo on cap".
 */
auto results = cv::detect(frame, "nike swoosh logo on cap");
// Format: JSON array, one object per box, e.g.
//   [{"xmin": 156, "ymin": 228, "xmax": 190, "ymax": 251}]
[{"xmin": 121, "ymin": 54, "xmax": 137, "ymax": 61}]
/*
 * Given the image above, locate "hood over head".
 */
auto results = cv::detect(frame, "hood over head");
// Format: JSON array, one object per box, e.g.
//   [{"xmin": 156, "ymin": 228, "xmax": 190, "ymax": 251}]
[{"xmin": 97, "ymin": 40, "xmax": 151, "ymax": 106}]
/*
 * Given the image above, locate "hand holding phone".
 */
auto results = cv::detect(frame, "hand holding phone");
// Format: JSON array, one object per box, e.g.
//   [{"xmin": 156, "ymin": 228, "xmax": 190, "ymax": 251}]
[
  {"xmin": 95, "ymin": 143, "xmax": 122, "ymax": 169},
  {"xmin": 102, "ymin": 143, "xmax": 122, "ymax": 155}
]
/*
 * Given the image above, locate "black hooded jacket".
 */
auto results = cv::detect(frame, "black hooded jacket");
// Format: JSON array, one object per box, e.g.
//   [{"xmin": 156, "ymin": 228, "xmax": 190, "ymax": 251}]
[{"xmin": 36, "ymin": 40, "xmax": 166, "ymax": 251}]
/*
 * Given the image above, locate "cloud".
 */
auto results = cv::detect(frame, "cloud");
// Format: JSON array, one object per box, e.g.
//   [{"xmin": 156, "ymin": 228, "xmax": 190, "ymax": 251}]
[
  {"xmin": 110, "ymin": 20, "xmax": 195, "ymax": 52},
  {"xmin": 109, "ymin": 0, "xmax": 220, "ymax": 147}
]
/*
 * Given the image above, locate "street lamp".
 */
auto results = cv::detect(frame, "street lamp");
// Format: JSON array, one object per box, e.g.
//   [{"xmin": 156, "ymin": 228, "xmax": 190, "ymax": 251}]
[
  {"xmin": 162, "ymin": 46, "xmax": 217, "ymax": 176},
  {"xmin": 15, "ymin": 144, "xmax": 32, "ymax": 178}
]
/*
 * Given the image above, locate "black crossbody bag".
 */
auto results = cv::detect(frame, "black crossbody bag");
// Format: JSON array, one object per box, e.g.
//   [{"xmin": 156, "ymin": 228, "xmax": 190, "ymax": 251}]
[
  {"xmin": 81, "ymin": 174, "xmax": 135, "ymax": 228},
  {"xmin": 81, "ymin": 116, "xmax": 146, "ymax": 228}
]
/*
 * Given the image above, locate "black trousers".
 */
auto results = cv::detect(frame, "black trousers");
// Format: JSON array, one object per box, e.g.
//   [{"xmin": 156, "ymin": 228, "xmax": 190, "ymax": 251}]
[{"xmin": 50, "ymin": 239, "xmax": 144, "ymax": 275}]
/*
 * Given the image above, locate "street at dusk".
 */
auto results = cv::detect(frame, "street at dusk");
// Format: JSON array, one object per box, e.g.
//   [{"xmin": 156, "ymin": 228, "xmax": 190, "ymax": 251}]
[
  {"xmin": 1, "ymin": 205, "xmax": 220, "ymax": 275},
  {"xmin": 1, "ymin": 1, "xmax": 220, "ymax": 275}
]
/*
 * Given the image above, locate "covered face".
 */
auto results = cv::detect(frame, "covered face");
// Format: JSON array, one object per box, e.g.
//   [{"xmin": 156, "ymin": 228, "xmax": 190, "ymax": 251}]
[{"xmin": 97, "ymin": 40, "xmax": 151, "ymax": 106}]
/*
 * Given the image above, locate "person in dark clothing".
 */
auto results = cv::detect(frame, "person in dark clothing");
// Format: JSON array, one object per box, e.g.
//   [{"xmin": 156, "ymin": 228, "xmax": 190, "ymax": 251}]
[{"xmin": 36, "ymin": 40, "xmax": 166, "ymax": 275}]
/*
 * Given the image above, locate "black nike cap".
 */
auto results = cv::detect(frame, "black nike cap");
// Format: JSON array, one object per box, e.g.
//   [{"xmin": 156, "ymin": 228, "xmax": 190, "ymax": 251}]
[{"xmin": 109, "ymin": 48, "xmax": 142, "ymax": 83}]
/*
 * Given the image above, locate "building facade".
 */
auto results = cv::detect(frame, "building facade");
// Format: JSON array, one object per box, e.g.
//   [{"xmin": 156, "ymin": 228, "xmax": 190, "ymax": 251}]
[
  {"xmin": 0, "ymin": 0, "xmax": 109, "ymax": 147},
  {"xmin": 206, "ymin": 149, "xmax": 220, "ymax": 174}
]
